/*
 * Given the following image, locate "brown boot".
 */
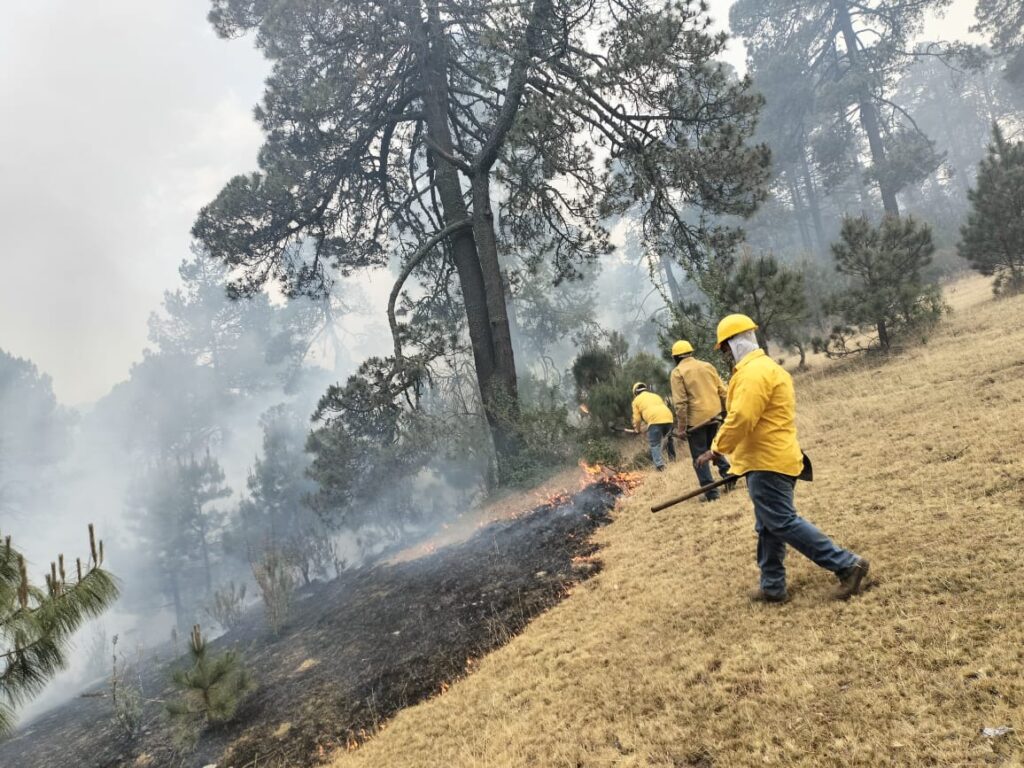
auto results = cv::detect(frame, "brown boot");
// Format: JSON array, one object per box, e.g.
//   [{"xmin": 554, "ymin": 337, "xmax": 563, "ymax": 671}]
[
  {"xmin": 749, "ymin": 588, "xmax": 789, "ymax": 604},
  {"xmin": 835, "ymin": 558, "xmax": 870, "ymax": 600}
]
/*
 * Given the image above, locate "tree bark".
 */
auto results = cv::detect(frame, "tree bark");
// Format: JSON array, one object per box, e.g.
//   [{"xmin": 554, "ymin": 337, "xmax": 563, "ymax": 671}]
[
  {"xmin": 471, "ymin": 175, "xmax": 519, "ymax": 418},
  {"xmin": 412, "ymin": 7, "xmax": 501, "ymax": 428},
  {"xmin": 788, "ymin": 174, "xmax": 815, "ymax": 255},
  {"xmin": 799, "ymin": 147, "xmax": 827, "ymax": 255},
  {"xmin": 834, "ymin": 0, "xmax": 900, "ymax": 217},
  {"xmin": 660, "ymin": 251, "xmax": 685, "ymax": 307}
]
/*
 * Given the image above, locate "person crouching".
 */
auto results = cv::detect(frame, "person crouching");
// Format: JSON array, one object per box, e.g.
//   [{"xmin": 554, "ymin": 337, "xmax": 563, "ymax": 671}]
[{"xmin": 630, "ymin": 382, "xmax": 676, "ymax": 472}]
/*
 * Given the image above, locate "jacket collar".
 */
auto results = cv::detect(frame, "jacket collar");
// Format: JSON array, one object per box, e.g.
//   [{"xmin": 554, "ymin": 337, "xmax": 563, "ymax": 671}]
[{"xmin": 733, "ymin": 347, "xmax": 766, "ymax": 372}]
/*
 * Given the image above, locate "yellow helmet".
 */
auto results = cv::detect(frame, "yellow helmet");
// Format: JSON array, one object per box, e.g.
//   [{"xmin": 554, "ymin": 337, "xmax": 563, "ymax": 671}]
[
  {"xmin": 671, "ymin": 340, "xmax": 694, "ymax": 357},
  {"xmin": 632, "ymin": 381, "xmax": 647, "ymax": 396},
  {"xmin": 715, "ymin": 313, "xmax": 758, "ymax": 349}
]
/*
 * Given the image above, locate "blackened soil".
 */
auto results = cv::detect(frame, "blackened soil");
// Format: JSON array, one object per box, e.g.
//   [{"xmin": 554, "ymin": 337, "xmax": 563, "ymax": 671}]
[{"xmin": 1, "ymin": 480, "xmax": 622, "ymax": 768}]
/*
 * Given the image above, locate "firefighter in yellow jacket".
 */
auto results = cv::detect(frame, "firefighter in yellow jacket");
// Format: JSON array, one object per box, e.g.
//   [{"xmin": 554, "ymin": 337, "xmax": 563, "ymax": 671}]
[
  {"xmin": 669, "ymin": 339, "xmax": 735, "ymax": 501},
  {"xmin": 696, "ymin": 314, "xmax": 870, "ymax": 602},
  {"xmin": 630, "ymin": 382, "xmax": 676, "ymax": 472}
]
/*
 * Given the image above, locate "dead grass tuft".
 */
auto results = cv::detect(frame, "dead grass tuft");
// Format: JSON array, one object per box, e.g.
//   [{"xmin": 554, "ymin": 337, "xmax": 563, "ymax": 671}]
[{"xmin": 332, "ymin": 275, "xmax": 1024, "ymax": 767}]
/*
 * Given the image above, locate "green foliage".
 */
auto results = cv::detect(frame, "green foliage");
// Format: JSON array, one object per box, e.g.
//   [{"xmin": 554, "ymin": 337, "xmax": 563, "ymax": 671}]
[
  {"xmin": 579, "ymin": 438, "xmax": 622, "ymax": 468},
  {"xmin": 166, "ymin": 625, "xmax": 254, "ymax": 729},
  {"xmin": 0, "ymin": 526, "xmax": 119, "ymax": 736},
  {"xmin": 657, "ymin": 305, "xmax": 725, "ymax": 376},
  {"xmin": 720, "ymin": 252, "xmax": 808, "ymax": 349},
  {"xmin": 826, "ymin": 215, "xmax": 946, "ymax": 354},
  {"xmin": 958, "ymin": 124, "xmax": 1024, "ymax": 295},
  {"xmin": 198, "ymin": 0, "xmax": 769, "ymax": 472},
  {"xmin": 128, "ymin": 453, "xmax": 231, "ymax": 630},
  {"xmin": 572, "ymin": 337, "xmax": 669, "ymax": 433},
  {"xmin": 227, "ymin": 405, "xmax": 334, "ymax": 584},
  {"xmin": 250, "ymin": 550, "xmax": 294, "ymax": 636},
  {"xmin": 492, "ymin": 387, "xmax": 579, "ymax": 488},
  {"xmin": 731, "ymin": 0, "xmax": 953, "ymax": 218},
  {"xmin": 973, "ymin": 0, "xmax": 1024, "ymax": 85},
  {"xmin": 305, "ymin": 357, "xmax": 439, "ymax": 531}
]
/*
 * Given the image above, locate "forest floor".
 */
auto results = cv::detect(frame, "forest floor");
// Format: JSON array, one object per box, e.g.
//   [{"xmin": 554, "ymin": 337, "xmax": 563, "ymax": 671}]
[
  {"xmin": 0, "ymin": 478, "xmax": 630, "ymax": 768},
  {"xmin": 328, "ymin": 274, "xmax": 1024, "ymax": 768}
]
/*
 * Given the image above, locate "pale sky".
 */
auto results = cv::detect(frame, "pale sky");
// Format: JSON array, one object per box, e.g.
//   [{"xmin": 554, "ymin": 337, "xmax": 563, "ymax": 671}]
[{"xmin": 0, "ymin": 0, "xmax": 982, "ymax": 405}]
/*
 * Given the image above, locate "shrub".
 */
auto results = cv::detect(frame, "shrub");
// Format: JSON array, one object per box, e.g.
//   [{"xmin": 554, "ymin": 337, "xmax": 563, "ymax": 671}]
[
  {"xmin": 579, "ymin": 437, "xmax": 622, "ymax": 467},
  {"xmin": 204, "ymin": 581, "xmax": 247, "ymax": 633},
  {"xmin": 251, "ymin": 550, "xmax": 295, "ymax": 635},
  {"xmin": 110, "ymin": 634, "xmax": 144, "ymax": 740},
  {"xmin": 166, "ymin": 625, "xmax": 254, "ymax": 730},
  {"xmin": 826, "ymin": 215, "xmax": 945, "ymax": 355},
  {"xmin": 958, "ymin": 123, "xmax": 1024, "ymax": 295}
]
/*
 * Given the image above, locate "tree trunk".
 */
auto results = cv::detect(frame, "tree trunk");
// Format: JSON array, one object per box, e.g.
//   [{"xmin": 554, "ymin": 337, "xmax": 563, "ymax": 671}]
[
  {"xmin": 471, "ymin": 175, "xmax": 519, "ymax": 422},
  {"xmin": 170, "ymin": 571, "xmax": 184, "ymax": 633},
  {"xmin": 877, "ymin": 318, "xmax": 891, "ymax": 351},
  {"xmin": 197, "ymin": 510, "xmax": 213, "ymax": 595},
  {"xmin": 412, "ymin": 9, "xmax": 507, "ymax": 440},
  {"xmin": 788, "ymin": 173, "xmax": 815, "ymax": 255},
  {"xmin": 660, "ymin": 251, "xmax": 685, "ymax": 307},
  {"xmin": 834, "ymin": 0, "xmax": 900, "ymax": 217},
  {"xmin": 799, "ymin": 148, "xmax": 827, "ymax": 255}
]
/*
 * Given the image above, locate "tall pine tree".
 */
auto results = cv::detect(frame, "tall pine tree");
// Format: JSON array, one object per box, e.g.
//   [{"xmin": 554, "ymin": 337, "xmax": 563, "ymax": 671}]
[
  {"xmin": 958, "ymin": 124, "xmax": 1024, "ymax": 295},
  {"xmin": 195, "ymin": 0, "xmax": 769, "ymax": 472}
]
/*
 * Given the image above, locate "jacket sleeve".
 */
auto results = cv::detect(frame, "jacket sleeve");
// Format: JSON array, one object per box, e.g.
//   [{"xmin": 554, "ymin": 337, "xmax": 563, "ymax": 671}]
[
  {"xmin": 631, "ymin": 397, "xmax": 642, "ymax": 431},
  {"xmin": 712, "ymin": 373, "xmax": 770, "ymax": 455},
  {"xmin": 669, "ymin": 368, "xmax": 688, "ymax": 432}
]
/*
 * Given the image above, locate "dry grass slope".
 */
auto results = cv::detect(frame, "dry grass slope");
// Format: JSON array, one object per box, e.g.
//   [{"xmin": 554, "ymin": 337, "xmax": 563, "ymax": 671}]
[{"xmin": 332, "ymin": 276, "xmax": 1024, "ymax": 768}]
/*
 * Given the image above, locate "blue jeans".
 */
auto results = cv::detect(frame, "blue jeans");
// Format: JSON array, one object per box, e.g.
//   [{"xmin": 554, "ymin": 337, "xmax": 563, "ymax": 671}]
[
  {"xmin": 646, "ymin": 423, "xmax": 674, "ymax": 468},
  {"xmin": 686, "ymin": 421, "xmax": 732, "ymax": 498},
  {"xmin": 747, "ymin": 471, "xmax": 857, "ymax": 596}
]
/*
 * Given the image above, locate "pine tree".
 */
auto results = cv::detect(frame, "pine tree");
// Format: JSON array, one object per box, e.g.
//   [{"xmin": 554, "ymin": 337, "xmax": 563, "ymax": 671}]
[
  {"xmin": 827, "ymin": 215, "xmax": 944, "ymax": 354},
  {"xmin": 128, "ymin": 453, "xmax": 230, "ymax": 631},
  {"xmin": 195, "ymin": 0, "xmax": 769, "ymax": 468},
  {"xmin": 166, "ymin": 624, "xmax": 254, "ymax": 726},
  {"xmin": 958, "ymin": 124, "xmax": 1024, "ymax": 295},
  {"xmin": 0, "ymin": 525, "xmax": 118, "ymax": 735},
  {"xmin": 731, "ymin": 0, "xmax": 951, "ymax": 217},
  {"xmin": 721, "ymin": 253, "xmax": 808, "ymax": 351},
  {"xmin": 974, "ymin": 0, "xmax": 1024, "ymax": 84}
]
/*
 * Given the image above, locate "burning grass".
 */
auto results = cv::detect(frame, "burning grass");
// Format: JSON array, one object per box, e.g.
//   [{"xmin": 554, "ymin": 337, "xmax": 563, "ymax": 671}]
[
  {"xmin": 331, "ymin": 275, "xmax": 1024, "ymax": 768},
  {"xmin": 0, "ymin": 476, "xmax": 634, "ymax": 768}
]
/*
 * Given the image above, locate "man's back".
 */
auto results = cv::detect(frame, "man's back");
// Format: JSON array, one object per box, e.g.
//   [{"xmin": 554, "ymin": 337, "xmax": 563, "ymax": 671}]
[
  {"xmin": 712, "ymin": 349, "xmax": 803, "ymax": 476},
  {"xmin": 670, "ymin": 356, "xmax": 727, "ymax": 430}
]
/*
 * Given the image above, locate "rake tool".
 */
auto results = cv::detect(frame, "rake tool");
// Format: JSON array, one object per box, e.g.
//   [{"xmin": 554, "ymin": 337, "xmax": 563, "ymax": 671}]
[{"xmin": 650, "ymin": 453, "xmax": 813, "ymax": 513}]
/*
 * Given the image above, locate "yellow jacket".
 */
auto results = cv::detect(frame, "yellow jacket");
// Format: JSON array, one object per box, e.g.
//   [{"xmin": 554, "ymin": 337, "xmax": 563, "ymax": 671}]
[
  {"xmin": 669, "ymin": 356, "xmax": 727, "ymax": 433},
  {"xmin": 711, "ymin": 349, "xmax": 803, "ymax": 476},
  {"xmin": 631, "ymin": 391, "xmax": 674, "ymax": 430}
]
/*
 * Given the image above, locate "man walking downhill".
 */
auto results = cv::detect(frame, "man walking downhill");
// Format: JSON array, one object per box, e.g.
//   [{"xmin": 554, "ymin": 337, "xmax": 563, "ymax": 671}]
[
  {"xmin": 696, "ymin": 314, "xmax": 870, "ymax": 602},
  {"xmin": 669, "ymin": 340, "xmax": 734, "ymax": 501},
  {"xmin": 630, "ymin": 382, "xmax": 676, "ymax": 472}
]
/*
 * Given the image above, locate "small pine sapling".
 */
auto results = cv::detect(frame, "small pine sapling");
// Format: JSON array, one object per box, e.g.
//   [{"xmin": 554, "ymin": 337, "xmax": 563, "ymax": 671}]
[
  {"xmin": 251, "ymin": 549, "xmax": 295, "ymax": 635},
  {"xmin": 166, "ymin": 625, "xmax": 254, "ymax": 729}
]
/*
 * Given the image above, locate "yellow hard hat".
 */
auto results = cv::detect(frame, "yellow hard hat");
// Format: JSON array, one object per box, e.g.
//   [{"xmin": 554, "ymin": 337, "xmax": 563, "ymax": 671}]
[
  {"xmin": 671, "ymin": 340, "xmax": 694, "ymax": 357},
  {"xmin": 715, "ymin": 313, "xmax": 758, "ymax": 349},
  {"xmin": 632, "ymin": 381, "xmax": 647, "ymax": 396}
]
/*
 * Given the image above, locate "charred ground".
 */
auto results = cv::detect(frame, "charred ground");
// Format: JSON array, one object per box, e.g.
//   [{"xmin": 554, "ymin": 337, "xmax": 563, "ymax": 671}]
[{"xmin": 1, "ymin": 480, "xmax": 624, "ymax": 768}]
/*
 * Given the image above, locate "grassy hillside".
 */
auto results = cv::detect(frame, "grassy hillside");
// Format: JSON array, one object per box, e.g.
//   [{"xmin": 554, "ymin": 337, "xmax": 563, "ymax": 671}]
[{"xmin": 331, "ymin": 275, "xmax": 1024, "ymax": 768}]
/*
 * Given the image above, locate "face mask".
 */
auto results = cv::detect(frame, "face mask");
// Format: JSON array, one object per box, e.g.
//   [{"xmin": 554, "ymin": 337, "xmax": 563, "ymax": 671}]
[{"xmin": 727, "ymin": 331, "xmax": 760, "ymax": 363}]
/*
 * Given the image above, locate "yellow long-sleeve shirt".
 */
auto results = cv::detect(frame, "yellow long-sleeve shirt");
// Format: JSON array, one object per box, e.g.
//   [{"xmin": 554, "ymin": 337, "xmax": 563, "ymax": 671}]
[
  {"xmin": 669, "ymin": 356, "xmax": 728, "ymax": 432},
  {"xmin": 711, "ymin": 349, "xmax": 803, "ymax": 476},
  {"xmin": 631, "ymin": 391, "xmax": 674, "ymax": 431}
]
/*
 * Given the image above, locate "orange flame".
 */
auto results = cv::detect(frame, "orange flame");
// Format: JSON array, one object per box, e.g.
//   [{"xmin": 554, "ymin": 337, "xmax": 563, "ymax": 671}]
[{"xmin": 578, "ymin": 403, "xmax": 590, "ymax": 415}]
